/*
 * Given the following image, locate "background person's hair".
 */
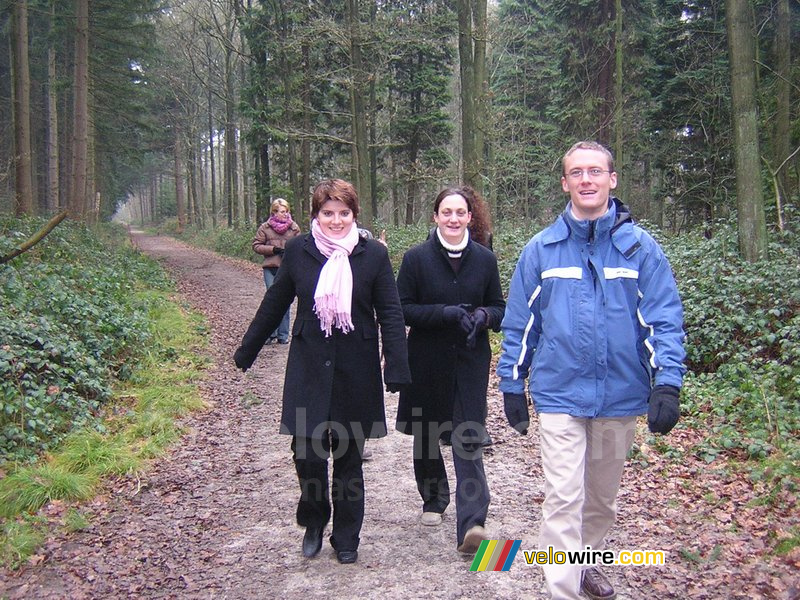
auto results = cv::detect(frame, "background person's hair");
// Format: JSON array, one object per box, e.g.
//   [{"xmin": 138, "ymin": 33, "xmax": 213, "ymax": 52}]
[
  {"xmin": 562, "ymin": 141, "xmax": 615, "ymax": 174},
  {"xmin": 311, "ymin": 179, "xmax": 360, "ymax": 220},
  {"xmin": 270, "ymin": 198, "xmax": 290, "ymax": 215}
]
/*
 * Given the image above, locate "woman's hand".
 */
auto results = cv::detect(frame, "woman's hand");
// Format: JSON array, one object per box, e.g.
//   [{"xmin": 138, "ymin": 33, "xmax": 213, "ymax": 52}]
[{"xmin": 442, "ymin": 305, "xmax": 471, "ymax": 332}]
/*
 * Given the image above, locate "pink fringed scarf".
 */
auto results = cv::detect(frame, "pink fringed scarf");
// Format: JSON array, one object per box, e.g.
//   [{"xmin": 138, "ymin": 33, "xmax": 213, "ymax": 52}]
[{"xmin": 311, "ymin": 219, "xmax": 360, "ymax": 336}]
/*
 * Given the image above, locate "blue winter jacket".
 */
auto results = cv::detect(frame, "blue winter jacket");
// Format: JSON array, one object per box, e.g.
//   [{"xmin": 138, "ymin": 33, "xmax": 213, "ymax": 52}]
[{"xmin": 496, "ymin": 199, "xmax": 686, "ymax": 418}]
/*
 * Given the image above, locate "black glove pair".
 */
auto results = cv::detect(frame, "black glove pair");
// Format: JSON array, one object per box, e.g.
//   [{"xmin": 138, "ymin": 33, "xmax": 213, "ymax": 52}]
[
  {"xmin": 273, "ymin": 246, "xmax": 284, "ymax": 257},
  {"xmin": 503, "ymin": 392, "xmax": 530, "ymax": 435},
  {"xmin": 502, "ymin": 386, "xmax": 680, "ymax": 437},
  {"xmin": 442, "ymin": 305, "xmax": 490, "ymax": 349},
  {"xmin": 647, "ymin": 385, "xmax": 680, "ymax": 434}
]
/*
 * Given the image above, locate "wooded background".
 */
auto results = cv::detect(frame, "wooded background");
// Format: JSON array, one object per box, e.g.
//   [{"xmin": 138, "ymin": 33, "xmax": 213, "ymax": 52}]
[{"xmin": 1, "ymin": 0, "xmax": 797, "ymax": 261}]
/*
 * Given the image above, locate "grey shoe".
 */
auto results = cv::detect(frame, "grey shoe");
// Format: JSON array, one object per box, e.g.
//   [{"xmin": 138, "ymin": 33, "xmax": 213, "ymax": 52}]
[
  {"xmin": 457, "ymin": 525, "xmax": 487, "ymax": 554},
  {"xmin": 420, "ymin": 511, "xmax": 443, "ymax": 526}
]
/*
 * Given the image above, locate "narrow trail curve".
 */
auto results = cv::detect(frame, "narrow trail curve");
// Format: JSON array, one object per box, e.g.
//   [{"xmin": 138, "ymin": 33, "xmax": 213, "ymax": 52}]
[{"xmin": 0, "ymin": 231, "xmax": 674, "ymax": 599}]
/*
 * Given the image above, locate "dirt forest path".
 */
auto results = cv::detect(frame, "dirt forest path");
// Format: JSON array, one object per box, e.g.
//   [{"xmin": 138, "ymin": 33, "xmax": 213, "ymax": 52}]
[{"xmin": 1, "ymin": 231, "xmax": 794, "ymax": 600}]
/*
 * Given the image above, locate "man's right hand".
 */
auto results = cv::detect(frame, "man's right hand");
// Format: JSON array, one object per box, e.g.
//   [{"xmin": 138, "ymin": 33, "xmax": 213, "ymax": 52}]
[{"xmin": 503, "ymin": 392, "xmax": 530, "ymax": 435}]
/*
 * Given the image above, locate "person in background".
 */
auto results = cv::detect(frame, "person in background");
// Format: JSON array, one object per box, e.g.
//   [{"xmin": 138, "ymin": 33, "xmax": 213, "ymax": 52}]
[
  {"xmin": 395, "ymin": 186, "xmax": 505, "ymax": 555},
  {"xmin": 252, "ymin": 198, "xmax": 302, "ymax": 344},
  {"xmin": 497, "ymin": 141, "xmax": 686, "ymax": 600},
  {"xmin": 234, "ymin": 179, "xmax": 410, "ymax": 565}
]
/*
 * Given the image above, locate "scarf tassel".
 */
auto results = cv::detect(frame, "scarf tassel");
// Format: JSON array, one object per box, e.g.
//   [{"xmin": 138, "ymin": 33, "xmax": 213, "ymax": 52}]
[{"xmin": 314, "ymin": 294, "xmax": 354, "ymax": 337}]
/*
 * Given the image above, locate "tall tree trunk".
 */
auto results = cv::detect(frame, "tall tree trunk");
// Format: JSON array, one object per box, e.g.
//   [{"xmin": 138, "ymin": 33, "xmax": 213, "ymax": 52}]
[
  {"xmin": 47, "ymin": 2, "xmax": 59, "ymax": 213},
  {"xmin": 773, "ymin": 0, "xmax": 790, "ymax": 224},
  {"xmin": 11, "ymin": 0, "xmax": 34, "ymax": 216},
  {"xmin": 70, "ymin": 0, "xmax": 89, "ymax": 220},
  {"xmin": 240, "ymin": 143, "xmax": 250, "ymax": 224},
  {"xmin": 301, "ymin": 42, "xmax": 311, "ymax": 224},
  {"xmin": 457, "ymin": 0, "xmax": 477, "ymax": 189},
  {"xmin": 472, "ymin": 0, "xmax": 487, "ymax": 197},
  {"xmin": 368, "ymin": 1, "xmax": 378, "ymax": 218},
  {"xmin": 725, "ymin": 0, "xmax": 767, "ymax": 261},
  {"xmin": 87, "ymin": 91, "xmax": 97, "ymax": 223},
  {"xmin": 150, "ymin": 173, "xmax": 157, "ymax": 224},
  {"xmin": 174, "ymin": 127, "xmax": 186, "ymax": 233},
  {"xmin": 349, "ymin": 0, "xmax": 372, "ymax": 224},
  {"xmin": 206, "ymin": 45, "xmax": 218, "ymax": 228},
  {"xmin": 224, "ymin": 30, "xmax": 238, "ymax": 226},
  {"xmin": 259, "ymin": 143, "xmax": 270, "ymax": 224},
  {"xmin": 612, "ymin": 0, "xmax": 626, "ymax": 201},
  {"xmin": 596, "ymin": 0, "xmax": 615, "ymax": 145}
]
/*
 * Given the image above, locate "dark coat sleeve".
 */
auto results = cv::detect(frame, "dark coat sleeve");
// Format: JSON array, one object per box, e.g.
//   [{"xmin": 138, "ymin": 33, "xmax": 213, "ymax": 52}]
[
  {"xmin": 478, "ymin": 252, "xmax": 505, "ymax": 332},
  {"xmin": 233, "ymin": 238, "xmax": 300, "ymax": 369},
  {"xmin": 372, "ymin": 244, "xmax": 411, "ymax": 386}
]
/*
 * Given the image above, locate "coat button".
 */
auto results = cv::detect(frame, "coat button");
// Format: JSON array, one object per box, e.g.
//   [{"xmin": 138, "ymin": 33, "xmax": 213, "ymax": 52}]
[{"xmin": 324, "ymin": 360, "xmax": 331, "ymax": 367}]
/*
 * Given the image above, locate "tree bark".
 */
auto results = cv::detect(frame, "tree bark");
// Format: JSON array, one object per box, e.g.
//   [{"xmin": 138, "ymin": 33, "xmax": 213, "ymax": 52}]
[
  {"xmin": 773, "ymin": 0, "xmax": 790, "ymax": 218},
  {"xmin": 472, "ymin": 0, "xmax": 487, "ymax": 197},
  {"xmin": 70, "ymin": 0, "xmax": 89, "ymax": 220},
  {"xmin": 457, "ymin": 0, "xmax": 477, "ymax": 189},
  {"xmin": 11, "ymin": 0, "xmax": 34, "ymax": 216},
  {"xmin": 348, "ymin": 0, "xmax": 372, "ymax": 225},
  {"xmin": 47, "ymin": 1, "xmax": 60, "ymax": 213},
  {"xmin": 301, "ymin": 42, "xmax": 311, "ymax": 224},
  {"xmin": 206, "ymin": 44, "xmax": 218, "ymax": 228},
  {"xmin": 175, "ymin": 126, "xmax": 186, "ymax": 233},
  {"xmin": 613, "ymin": 0, "xmax": 626, "ymax": 201},
  {"xmin": 725, "ymin": 0, "xmax": 767, "ymax": 261}
]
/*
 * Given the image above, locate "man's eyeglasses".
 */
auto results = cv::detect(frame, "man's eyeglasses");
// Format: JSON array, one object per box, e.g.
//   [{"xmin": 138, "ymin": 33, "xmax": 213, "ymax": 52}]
[{"xmin": 566, "ymin": 168, "xmax": 611, "ymax": 180}]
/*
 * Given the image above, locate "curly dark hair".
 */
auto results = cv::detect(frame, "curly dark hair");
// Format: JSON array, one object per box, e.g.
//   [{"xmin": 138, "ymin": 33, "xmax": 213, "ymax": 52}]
[{"xmin": 432, "ymin": 186, "xmax": 493, "ymax": 249}]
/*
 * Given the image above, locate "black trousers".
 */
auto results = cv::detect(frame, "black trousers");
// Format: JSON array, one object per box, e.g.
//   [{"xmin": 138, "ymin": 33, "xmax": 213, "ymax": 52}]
[
  {"xmin": 292, "ymin": 434, "xmax": 364, "ymax": 552},
  {"xmin": 412, "ymin": 389, "xmax": 490, "ymax": 546}
]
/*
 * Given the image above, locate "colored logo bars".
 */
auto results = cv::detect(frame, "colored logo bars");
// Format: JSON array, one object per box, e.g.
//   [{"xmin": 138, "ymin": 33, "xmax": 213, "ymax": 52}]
[{"xmin": 469, "ymin": 539, "xmax": 522, "ymax": 572}]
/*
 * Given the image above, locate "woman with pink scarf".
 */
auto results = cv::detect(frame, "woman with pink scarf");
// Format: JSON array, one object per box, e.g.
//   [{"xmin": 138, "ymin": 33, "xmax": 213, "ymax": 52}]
[
  {"xmin": 234, "ymin": 179, "xmax": 410, "ymax": 565},
  {"xmin": 252, "ymin": 198, "xmax": 302, "ymax": 344}
]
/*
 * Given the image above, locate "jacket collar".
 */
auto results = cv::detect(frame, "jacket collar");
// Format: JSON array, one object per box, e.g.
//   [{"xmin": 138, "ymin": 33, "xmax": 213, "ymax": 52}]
[{"xmin": 543, "ymin": 197, "xmax": 640, "ymax": 257}]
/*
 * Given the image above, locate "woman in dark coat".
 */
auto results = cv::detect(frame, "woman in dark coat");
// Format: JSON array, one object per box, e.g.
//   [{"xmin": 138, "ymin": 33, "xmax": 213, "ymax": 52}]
[
  {"xmin": 395, "ymin": 186, "xmax": 505, "ymax": 555},
  {"xmin": 234, "ymin": 179, "xmax": 410, "ymax": 565}
]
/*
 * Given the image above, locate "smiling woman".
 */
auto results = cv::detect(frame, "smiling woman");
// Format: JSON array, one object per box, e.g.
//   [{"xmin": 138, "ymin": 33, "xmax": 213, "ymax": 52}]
[{"xmin": 233, "ymin": 178, "xmax": 410, "ymax": 565}]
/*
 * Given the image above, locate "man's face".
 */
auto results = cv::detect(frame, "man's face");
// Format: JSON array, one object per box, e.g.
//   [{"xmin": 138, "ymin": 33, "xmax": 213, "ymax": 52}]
[{"xmin": 561, "ymin": 148, "xmax": 617, "ymax": 221}]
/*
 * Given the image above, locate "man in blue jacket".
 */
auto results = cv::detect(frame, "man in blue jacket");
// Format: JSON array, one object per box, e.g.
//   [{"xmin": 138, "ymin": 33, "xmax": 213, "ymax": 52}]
[{"xmin": 497, "ymin": 141, "xmax": 686, "ymax": 600}]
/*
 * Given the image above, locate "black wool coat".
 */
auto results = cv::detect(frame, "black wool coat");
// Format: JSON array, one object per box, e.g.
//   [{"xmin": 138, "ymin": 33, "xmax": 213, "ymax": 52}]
[
  {"xmin": 395, "ymin": 235, "xmax": 505, "ymax": 435},
  {"xmin": 234, "ymin": 232, "xmax": 411, "ymax": 440}
]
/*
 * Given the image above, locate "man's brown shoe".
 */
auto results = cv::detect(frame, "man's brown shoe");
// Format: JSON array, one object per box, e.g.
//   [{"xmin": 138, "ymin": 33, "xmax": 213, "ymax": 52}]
[{"xmin": 581, "ymin": 567, "xmax": 616, "ymax": 600}]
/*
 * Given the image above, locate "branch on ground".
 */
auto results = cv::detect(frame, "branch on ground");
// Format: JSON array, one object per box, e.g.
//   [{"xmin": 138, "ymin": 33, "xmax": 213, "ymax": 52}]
[{"xmin": 0, "ymin": 211, "xmax": 69, "ymax": 264}]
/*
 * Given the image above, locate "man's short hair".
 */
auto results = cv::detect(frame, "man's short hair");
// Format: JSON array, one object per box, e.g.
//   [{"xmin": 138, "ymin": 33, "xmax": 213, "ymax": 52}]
[{"xmin": 562, "ymin": 141, "xmax": 615, "ymax": 175}]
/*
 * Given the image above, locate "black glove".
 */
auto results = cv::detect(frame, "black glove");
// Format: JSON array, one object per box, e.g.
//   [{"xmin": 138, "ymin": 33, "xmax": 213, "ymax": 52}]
[
  {"xmin": 503, "ymin": 392, "xmax": 530, "ymax": 435},
  {"xmin": 465, "ymin": 308, "xmax": 489, "ymax": 349},
  {"xmin": 273, "ymin": 247, "xmax": 284, "ymax": 257},
  {"xmin": 647, "ymin": 385, "xmax": 680, "ymax": 434},
  {"xmin": 385, "ymin": 383, "xmax": 404, "ymax": 393},
  {"xmin": 442, "ymin": 305, "xmax": 471, "ymax": 333},
  {"xmin": 233, "ymin": 347, "xmax": 254, "ymax": 372}
]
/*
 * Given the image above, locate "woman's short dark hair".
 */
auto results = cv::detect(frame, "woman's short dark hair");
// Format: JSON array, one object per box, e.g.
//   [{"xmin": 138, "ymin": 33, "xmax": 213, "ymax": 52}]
[{"xmin": 311, "ymin": 179, "xmax": 360, "ymax": 220}]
